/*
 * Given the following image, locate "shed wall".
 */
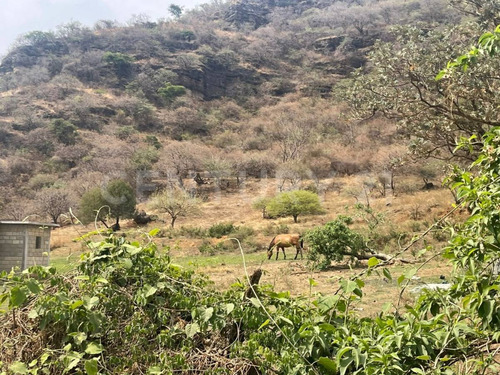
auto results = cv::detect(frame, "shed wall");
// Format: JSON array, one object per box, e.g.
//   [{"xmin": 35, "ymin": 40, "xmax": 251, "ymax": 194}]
[
  {"xmin": 25, "ymin": 227, "xmax": 51, "ymax": 267},
  {"xmin": 0, "ymin": 224, "xmax": 25, "ymax": 272},
  {"xmin": 0, "ymin": 224, "xmax": 52, "ymax": 272}
]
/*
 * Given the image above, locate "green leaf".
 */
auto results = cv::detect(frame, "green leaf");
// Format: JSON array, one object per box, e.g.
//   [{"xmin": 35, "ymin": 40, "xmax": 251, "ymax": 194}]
[
  {"xmin": 435, "ymin": 70, "xmax": 447, "ymax": 81},
  {"xmin": 382, "ymin": 302, "xmax": 392, "ymax": 313},
  {"xmin": 10, "ymin": 287, "xmax": 27, "ymax": 308},
  {"xmin": 341, "ymin": 280, "xmax": 357, "ymax": 294},
  {"xmin": 70, "ymin": 332, "xmax": 87, "ymax": 345},
  {"xmin": 309, "ymin": 278, "xmax": 318, "ymax": 286},
  {"xmin": 202, "ymin": 307, "xmax": 214, "ymax": 322},
  {"xmin": 383, "ymin": 268, "xmax": 392, "ymax": 281},
  {"xmin": 95, "ymin": 277, "xmax": 108, "ymax": 284},
  {"xmin": 84, "ymin": 296, "xmax": 99, "ymax": 310},
  {"xmin": 122, "ymin": 258, "xmax": 133, "ymax": 269},
  {"xmin": 417, "ymin": 355, "xmax": 430, "ymax": 361},
  {"xmin": 40, "ymin": 352, "xmax": 50, "ymax": 365},
  {"xmin": 367, "ymin": 257, "xmax": 380, "ymax": 267},
  {"xmin": 28, "ymin": 309, "xmax": 39, "ymax": 319},
  {"xmin": 249, "ymin": 298, "xmax": 261, "ymax": 308},
  {"xmin": 278, "ymin": 316, "xmax": 294, "ymax": 326},
  {"xmin": 70, "ymin": 300, "xmax": 84, "ymax": 310},
  {"xmin": 25, "ymin": 279, "xmax": 42, "ymax": 294},
  {"xmin": 148, "ymin": 228, "xmax": 160, "ymax": 237},
  {"xmin": 144, "ymin": 285, "xmax": 157, "ymax": 298},
  {"xmin": 85, "ymin": 342, "xmax": 103, "ymax": 355},
  {"xmin": 65, "ymin": 353, "xmax": 81, "ymax": 371},
  {"xmin": 404, "ymin": 268, "xmax": 417, "ymax": 280},
  {"xmin": 397, "ymin": 274, "xmax": 406, "ymax": 286},
  {"xmin": 185, "ymin": 323, "xmax": 200, "ymax": 338},
  {"xmin": 225, "ymin": 303, "xmax": 234, "ymax": 315},
  {"xmin": 84, "ymin": 359, "xmax": 98, "ymax": 375},
  {"xmin": 147, "ymin": 366, "xmax": 162, "ymax": 374},
  {"xmin": 478, "ymin": 300, "xmax": 494, "ymax": 320},
  {"xmin": 318, "ymin": 357, "xmax": 337, "ymax": 373},
  {"xmin": 258, "ymin": 319, "xmax": 270, "ymax": 330},
  {"xmin": 9, "ymin": 362, "xmax": 28, "ymax": 374},
  {"xmin": 316, "ymin": 295, "xmax": 340, "ymax": 313}
]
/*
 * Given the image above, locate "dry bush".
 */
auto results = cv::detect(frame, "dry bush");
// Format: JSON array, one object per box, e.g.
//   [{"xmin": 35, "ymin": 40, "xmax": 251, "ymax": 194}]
[
  {"xmin": 8, "ymin": 156, "xmax": 38, "ymax": 178},
  {"xmin": 22, "ymin": 128, "xmax": 55, "ymax": 157},
  {"xmin": 238, "ymin": 152, "xmax": 277, "ymax": 178},
  {"xmin": 78, "ymin": 133, "xmax": 134, "ymax": 177},
  {"xmin": 155, "ymin": 141, "xmax": 210, "ymax": 182},
  {"xmin": 163, "ymin": 106, "xmax": 208, "ymax": 138},
  {"xmin": 68, "ymin": 171, "xmax": 106, "ymax": 197}
]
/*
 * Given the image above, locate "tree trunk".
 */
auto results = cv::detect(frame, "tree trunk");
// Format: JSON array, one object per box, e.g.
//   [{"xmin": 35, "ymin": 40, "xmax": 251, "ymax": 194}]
[
  {"xmin": 111, "ymin": 217, "xmax": 120, "ymax": 231},
  {"xmin": 344, "ymin": 251, "xmax": 415, "ymax": 264},
  {"xmin": 293, "ymin": 215, "xmax": 298, "ymax": 223},
  {"xmin": 245, "ymin": 268, "xmax": 263, "ymax": 299},
  {"xmin": 171, "ymin": 216, "xmax": 177, "ymax": 228}
]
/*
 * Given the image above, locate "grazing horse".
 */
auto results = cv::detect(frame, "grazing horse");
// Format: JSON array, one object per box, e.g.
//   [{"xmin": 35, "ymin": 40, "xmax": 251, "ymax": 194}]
[{"xmin": 267, "ymin": 234, "xmax": 304, "ymax": 260}]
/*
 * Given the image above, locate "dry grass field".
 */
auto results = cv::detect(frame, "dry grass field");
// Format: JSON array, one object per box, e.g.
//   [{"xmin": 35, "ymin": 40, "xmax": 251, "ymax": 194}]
[{"xmin": 50, "ymin": 175, "xmax": 460, "ymax": 316}]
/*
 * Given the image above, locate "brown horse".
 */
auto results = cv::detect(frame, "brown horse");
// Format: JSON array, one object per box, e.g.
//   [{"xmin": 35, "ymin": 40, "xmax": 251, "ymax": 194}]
[{"xmin": 267, "ymin": 234, "xmax": 304, "ymax": 260}]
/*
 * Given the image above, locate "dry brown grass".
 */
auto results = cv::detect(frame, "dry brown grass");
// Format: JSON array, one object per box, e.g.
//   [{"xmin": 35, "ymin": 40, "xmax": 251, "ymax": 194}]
[{"xmin": 50, "ymin": 176, "xmax": 459, "ymax": 316}]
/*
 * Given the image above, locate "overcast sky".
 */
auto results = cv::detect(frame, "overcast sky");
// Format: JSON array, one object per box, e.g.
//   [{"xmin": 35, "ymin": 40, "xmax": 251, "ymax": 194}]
[{"xmin": 0, "ymin": 0, "xmax": 205, "ymax": 57}]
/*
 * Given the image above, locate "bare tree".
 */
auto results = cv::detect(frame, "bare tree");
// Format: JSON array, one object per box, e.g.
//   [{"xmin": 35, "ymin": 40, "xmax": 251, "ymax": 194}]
[
  {"xmin": 156, "ymin": 141, "xmax": 206, "ymax": 187},
  {"xmin": 36, "ymin": 189, "xmax": 72, "ymax": 224},
  {"xmin": 150, "ymin": 188, "xmax": 200, "ymax": 228},
  {"xmin": 264, "ymin": 105, "xmax": 315, "ymax": 163}
]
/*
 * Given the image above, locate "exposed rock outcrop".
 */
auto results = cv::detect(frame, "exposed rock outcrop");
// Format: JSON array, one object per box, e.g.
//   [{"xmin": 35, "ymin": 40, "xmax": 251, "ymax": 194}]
[{"xmin": 313, "ymin": 36, "xmax": 345, "ymax": 52}]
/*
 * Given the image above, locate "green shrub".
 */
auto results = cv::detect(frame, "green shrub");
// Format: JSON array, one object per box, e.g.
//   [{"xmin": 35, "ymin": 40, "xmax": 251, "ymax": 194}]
[
  {"xmin": 178, "ymin": 226, "xmax": 207, "ymax": 238},
  {"xmin": 262, "ymin": 223, "xmax": 290, "ymax": 236},
  {"xmin": 305, "ymin": 216, "xmax": 365, "ymax": 270},
  {"xmin": 231, "ymin": 226, "xmax": 254, "ymax": 241},
  {"xmin": 198, "ymin": 239, "xmax": 232, "ymax": 255},
  {"xmin": 208, "ymin": 222, "xmax": 235, "ymax": 238},
  {"xmin": 115, "ymin": 126, "xmax": 136, "ymax": 140}
]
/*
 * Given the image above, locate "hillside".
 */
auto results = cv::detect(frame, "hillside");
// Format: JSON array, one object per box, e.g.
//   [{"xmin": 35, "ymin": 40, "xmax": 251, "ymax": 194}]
[{"xmin": 0, "ymin": 0, "xmax": 469, "ymax": 221}]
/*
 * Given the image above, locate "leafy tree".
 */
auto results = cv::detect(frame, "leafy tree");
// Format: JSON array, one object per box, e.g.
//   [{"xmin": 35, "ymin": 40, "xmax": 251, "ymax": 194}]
[
  {"xmin": 150, "ymin": 188, "xmax": 200, "ymax": 228},
  {"xmin": 130, "ymin": 147, "xmax": 159, "ymax": 171},
  {"xmin": 265, "ymin": 190, "xmax": 324, "ymax": 223},
  {"xmin": 79, "ymin": 179, "xmax": 136, "ymax": 230},
  {"xmin": 157, "ymin": 82, "xmax": 186, "ymax": 106},
  {"xmin": 145, "ymin": 135, "xmax": 162, "ymax": 149},
  {"xmin": 103, "ymin": 51, "xmax": 134, "ymax": 80},
  {"xmin": 305, "ymin": 216, "xmax": 365, "ymax": 269},
  {"xmin": 341, "ymin": 21, "xmax": 499, "ymax": 160},
  {"xmin": 252, "ymin": 197, "xmax": 272, "ymax": 218},
  {"xmin": 168, "ymin": 4, "xmax": 183, "ymax": 19},
  {"xmin": 50, "ymin": 118, "xmax": 78, "ymax": 145}
]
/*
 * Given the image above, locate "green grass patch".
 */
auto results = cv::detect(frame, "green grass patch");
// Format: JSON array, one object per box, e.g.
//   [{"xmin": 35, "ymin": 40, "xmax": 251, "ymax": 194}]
[
  {"xmin": 173, "ymin": 251, "xmax": 271, "ymax": 269},
  {"xmin": 50, "ymin": 254, "xmax": 80, "ymax": 273}
]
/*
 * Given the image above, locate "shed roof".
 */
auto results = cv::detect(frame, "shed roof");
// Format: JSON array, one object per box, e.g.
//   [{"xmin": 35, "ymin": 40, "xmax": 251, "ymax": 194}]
[{"xmin": 0, "ymin": 221, "xmax": 60, "ymax": 228}]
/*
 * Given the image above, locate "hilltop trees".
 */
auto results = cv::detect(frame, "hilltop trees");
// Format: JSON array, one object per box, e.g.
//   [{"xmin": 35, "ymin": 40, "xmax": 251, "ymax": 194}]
[{"xmin": 168, "ymin": 4, "xmax": 184, "ymax": 19}]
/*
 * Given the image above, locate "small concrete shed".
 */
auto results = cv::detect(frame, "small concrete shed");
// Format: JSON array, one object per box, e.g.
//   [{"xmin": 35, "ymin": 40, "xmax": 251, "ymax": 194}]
[{"xmin": 0, "ymin": 221, "xmax": 59, "ymax": 272}]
